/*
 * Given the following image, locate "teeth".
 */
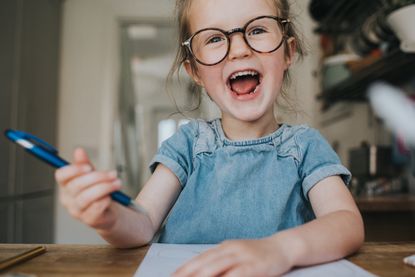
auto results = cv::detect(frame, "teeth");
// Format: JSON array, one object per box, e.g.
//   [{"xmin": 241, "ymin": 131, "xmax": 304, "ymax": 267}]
[{"xmin": 230, "ymin": 70, "xmax": 258, "ymax": 80}]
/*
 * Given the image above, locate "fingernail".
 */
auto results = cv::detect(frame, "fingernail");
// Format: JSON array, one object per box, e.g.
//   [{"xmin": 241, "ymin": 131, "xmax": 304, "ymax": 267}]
[{"xmin": 109, "ymin": 170, "xmax": 118, "ymax": 178}]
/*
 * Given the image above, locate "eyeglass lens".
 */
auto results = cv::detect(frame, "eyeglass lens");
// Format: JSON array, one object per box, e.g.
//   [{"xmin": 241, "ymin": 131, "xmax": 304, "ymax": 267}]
[{"xmin": 190, "ymin": 17, "xmax": 284, "ymax": 65}]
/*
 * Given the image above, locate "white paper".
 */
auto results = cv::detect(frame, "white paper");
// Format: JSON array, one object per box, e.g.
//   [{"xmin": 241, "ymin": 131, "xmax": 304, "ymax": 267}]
[
  {"xmin": 135, "ymin": 243, "xmax": 377, "ymax": 277},
  {"xmin": 283, "ymin": 259, "xmax": 377, "ymax": 277}
]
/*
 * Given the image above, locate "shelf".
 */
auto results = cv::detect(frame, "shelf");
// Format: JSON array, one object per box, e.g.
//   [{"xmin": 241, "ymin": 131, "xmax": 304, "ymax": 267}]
[
  {"xmin": 312, "ymin": 0, "xmax": 381, "ymax": 34},
  {"xmin": 319, "ymin": 50, "xmax": 415, "ymax": 110},
  {"xmin": 355, "ymin": 194, "xmax": 415, "ymax": 212}
]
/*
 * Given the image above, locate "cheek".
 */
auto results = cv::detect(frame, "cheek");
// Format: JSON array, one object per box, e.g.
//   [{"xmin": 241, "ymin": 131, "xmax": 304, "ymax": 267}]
[
  {"xmin": 261, "ymin": 57, "xmax": 286, "ymax": 95},
  {"xmin": 198, "ymin": 67, "xmax": 224, "ymax": 90},
  {"xmin": 263, "ymin": 50, "xmax": 288, "ymax": 73},
  {"xmin": 265, "ymin": 60, "xmax": 286, "ymax": 83}
]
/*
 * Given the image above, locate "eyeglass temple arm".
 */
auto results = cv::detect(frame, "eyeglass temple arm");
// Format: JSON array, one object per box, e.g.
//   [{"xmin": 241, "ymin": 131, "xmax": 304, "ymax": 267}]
[{"xmin": 182, "ymin": 40, "xmax": 191, "ymax": 47}]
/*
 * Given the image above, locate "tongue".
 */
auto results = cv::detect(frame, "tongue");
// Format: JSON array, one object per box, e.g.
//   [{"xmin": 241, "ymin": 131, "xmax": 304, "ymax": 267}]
[{"xmin": 230, "ymin": 77, "xmax": 258, "ymax": 95}]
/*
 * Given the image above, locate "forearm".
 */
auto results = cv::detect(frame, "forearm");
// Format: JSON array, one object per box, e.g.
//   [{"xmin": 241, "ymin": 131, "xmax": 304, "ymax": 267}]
[
  {"xmin": 97, "ymin": 203, "xmax": 156, "ymax": 248},
  {"xmin": 270, "ymin": 210, "xmax": 364, "ymax": 268}
]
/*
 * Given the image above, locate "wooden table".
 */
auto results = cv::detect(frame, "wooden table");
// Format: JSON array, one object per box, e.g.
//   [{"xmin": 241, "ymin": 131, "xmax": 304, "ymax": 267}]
[{"xmin": 1, "ymin": 242, "xmax": 414, "ymax": 276}]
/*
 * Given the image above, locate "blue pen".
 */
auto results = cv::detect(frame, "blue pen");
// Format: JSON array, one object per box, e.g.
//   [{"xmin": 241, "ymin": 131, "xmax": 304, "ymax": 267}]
[{"xmin": 4, "ymin": 129, "xmax": 147, "ymax": 215}]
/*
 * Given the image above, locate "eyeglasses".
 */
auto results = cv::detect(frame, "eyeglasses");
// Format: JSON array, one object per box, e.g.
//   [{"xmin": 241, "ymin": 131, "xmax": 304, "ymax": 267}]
[{"xmin": 182, "ymin": 15, "xmax": 290, "ymax": 66}]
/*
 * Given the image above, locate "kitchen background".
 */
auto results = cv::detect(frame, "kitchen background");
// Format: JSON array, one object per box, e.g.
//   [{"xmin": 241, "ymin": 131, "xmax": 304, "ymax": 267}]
[{"xmin": 1, "ymin": 0, "xmax": 414, "ymax": 244}]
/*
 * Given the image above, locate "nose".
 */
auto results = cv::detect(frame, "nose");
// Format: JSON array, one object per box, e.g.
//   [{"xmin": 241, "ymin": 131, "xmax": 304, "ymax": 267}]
[{"xmin": 227, "ymin": 33, "xmax": 252, "ymax": 61}]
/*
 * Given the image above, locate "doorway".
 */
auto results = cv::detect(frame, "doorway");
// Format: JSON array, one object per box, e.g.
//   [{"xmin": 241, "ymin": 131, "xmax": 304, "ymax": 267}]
[{"xmin": 116, "ymin": 20, "xmax": 196, "ymax": 195}]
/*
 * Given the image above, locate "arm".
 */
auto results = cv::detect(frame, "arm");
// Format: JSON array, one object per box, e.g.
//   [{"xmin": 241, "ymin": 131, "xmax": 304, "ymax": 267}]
[
  {"xmin": 173, "ymin": 176, "xmax": 364, "ymax": 277},
  {"xmin": 268, "ymin": 175, "xmax": 364, "ymax": 266},
  {"xmin": 98, "ymin": 163, "xmax": 182, "ymax": 248},
  {"xmin": 100, "ymin": 121, "xmax": 196, "ymax": 247},
  {"xmin": 56, "ymin": 148, "xmax": 181, "ymax": 248}
]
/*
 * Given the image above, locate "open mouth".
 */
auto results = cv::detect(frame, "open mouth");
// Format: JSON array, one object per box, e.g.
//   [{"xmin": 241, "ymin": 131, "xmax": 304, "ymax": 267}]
[{"xmin": 228, "ymin": 70, "xmax": 262, "ymax": 96}]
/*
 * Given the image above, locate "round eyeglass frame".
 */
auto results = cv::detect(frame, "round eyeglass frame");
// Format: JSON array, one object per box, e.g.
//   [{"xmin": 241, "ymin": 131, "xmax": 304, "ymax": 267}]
[{"xmin": 182, "ymin": 15, "xmax": 291, "ymax": 66}]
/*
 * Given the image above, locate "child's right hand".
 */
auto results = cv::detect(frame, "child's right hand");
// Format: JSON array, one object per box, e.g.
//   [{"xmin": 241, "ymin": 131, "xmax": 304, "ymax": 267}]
[{"xmin": 55, "ymin": 148, "xmax": 122, "ymax": 231}]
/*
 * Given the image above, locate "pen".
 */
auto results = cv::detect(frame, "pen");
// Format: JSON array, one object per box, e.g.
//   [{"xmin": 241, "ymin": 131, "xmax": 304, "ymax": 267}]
[
  {"xmin": 4, "ymin": 129, "xmax": 148, "ymax": 215},
  {"xmin": 0, "ymin": 246, "xmax": 47, "ymax": 271}
]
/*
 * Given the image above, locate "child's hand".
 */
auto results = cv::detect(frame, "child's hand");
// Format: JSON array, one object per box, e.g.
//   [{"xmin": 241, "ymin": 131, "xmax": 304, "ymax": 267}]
[
  {"xmin": 55, "ymin": 148, "xmax": 122, "ymax": 231},
  {"xmin": 173, "ymin": 237, "xmax": 293, "ymax": 277}
]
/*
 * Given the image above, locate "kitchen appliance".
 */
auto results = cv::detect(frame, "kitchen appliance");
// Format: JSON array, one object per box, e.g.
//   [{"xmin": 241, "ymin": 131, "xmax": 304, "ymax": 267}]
[{"xmin": 349, "ymin": 144, "xmax": 400, "ymax": 178}]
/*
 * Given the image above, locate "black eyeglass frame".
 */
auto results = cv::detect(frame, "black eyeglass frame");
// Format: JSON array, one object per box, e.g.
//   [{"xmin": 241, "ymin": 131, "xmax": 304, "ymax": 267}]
[{"xmin": 182, "ymin": 15, "xmax": 291, "ymax": 66}]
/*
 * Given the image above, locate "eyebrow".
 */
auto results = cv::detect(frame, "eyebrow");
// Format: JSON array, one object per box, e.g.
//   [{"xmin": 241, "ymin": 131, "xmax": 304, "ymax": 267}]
[{"xmin": 192, "ymin": 14, "xmax": 278, "ymax": 33}]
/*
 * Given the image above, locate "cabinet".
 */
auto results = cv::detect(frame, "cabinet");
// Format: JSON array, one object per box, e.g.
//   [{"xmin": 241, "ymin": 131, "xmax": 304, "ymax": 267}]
[
  {"xmin": 0, "ymin": 203, "xmax": 14, "ymax": 242},
  {"xmin": 356, "ymin": 195, "xmax": 415, "ymax": 241},
  {"xmin": 0, "ymin": 0, "xmax": 62, "ymax": 243}
]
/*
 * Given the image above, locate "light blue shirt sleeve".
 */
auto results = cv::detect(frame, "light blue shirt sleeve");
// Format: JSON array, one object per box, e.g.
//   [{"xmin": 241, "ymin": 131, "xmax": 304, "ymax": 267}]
[
  {"xmin": 149, "ymin": 121, "xmax": 197, "ymax": 186},
  {"xmin": 296, "ymin": 128, "xmax": 352, "ymax": 200}
]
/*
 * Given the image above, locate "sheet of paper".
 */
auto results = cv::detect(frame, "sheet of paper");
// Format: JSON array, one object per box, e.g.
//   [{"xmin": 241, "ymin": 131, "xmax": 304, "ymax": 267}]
[
  {"xmin": 135, "ymin": 243, "xmax": 377, "ymax": 277},
  {"xmin": 135, "ymin": 243, "xmax": 215, "ymax": 276}
]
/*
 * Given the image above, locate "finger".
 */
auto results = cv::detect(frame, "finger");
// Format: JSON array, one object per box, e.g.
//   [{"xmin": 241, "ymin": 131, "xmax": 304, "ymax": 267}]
[
  {"xmin": 65, "ymin": 171, "xmax": 118, "ymax": 197},
  {"xmin": 81, "ymin": 197, "xmax": 112, "ymax": 228},
  {"xmin": 73, "ymin": 147, "xmax": 95, "ymax": 170},
  {"xmin": 190, "ymin": 254, "xmax": 239, "ymax": 277},
  {"xmin": 75, "ymin": 180, "xmax": 122, "ymax": 211},
  {"xmin": 55, "ymin": 164, "xmax": 92, "ymax": 185},
  {"xmin": 173, "ymin": 246, "xmax": 232, "ymax": 277},
  {"xmin": 222, "ymin": 264, "xmax": 256, "ymax": 277},
  {"xmin": 58, "ymin": 185, "xmax": 71, "ymax": 208}
]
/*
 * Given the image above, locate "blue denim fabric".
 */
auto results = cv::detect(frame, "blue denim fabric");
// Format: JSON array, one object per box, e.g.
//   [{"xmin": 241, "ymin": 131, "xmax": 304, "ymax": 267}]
[{"xmin": 149, "ymin": 119, "xmax": 351, "ymax": 244}]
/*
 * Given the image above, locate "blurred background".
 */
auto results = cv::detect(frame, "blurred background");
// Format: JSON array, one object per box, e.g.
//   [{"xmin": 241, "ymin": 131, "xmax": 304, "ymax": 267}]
[{"xmin": 1, "ymin": 0, "xmax": 414, "ymax": 244}]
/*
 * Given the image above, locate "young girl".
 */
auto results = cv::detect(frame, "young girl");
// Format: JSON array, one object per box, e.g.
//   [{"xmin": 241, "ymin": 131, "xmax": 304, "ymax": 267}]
[{"xmin": 55, "ymin": 0, "xmax": 364, "ymax": 276}]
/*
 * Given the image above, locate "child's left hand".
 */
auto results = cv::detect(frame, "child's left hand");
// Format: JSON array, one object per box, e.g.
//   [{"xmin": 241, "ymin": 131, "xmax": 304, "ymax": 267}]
[{"xmin": 172, "ymin": 237, "xmax": 293, "ymax": 277}]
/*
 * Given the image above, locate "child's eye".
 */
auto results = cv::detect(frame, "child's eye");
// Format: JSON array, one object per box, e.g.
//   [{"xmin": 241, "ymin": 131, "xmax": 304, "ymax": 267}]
[
  {"xmin": 206, "ymin": 36, "xmax": 225, "ymax": 45},
  {"xmin": 248, "ymin": 27, "xmax": 267, "ymax": 36}
]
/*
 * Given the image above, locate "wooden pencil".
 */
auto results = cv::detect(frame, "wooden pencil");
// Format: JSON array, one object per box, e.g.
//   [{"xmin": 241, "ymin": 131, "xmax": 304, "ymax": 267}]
[{"xmin": 0, "ymin": 246, "xmax": 47, "ymax": 271}]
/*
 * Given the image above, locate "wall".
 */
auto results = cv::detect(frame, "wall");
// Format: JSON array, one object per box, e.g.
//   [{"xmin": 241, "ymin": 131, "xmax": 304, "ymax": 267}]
[
  {"xmin": 57, "ymin": 0, "xmax": 174, "ymax": 244},
  {"xmin": 280, "ymin": 0, "xmax": 321, "ymax": 127},
  {"xmin": 319, "ymin": 103, "xmax": 391, "ymax": 167}
]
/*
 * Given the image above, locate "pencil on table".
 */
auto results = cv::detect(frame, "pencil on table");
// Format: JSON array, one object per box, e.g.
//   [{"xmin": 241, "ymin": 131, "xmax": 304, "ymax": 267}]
[{"xmin": 0, "ymin": 246, "xmax": 47, "ymax": 271}]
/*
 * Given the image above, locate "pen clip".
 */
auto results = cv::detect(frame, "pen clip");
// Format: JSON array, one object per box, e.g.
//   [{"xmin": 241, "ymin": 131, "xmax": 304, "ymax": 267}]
[{"xmin": 5, "ymin": 129, "xmax": 58, "ymax": 154}]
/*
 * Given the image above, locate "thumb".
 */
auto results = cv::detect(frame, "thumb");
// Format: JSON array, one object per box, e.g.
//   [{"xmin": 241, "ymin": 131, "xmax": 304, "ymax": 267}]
[{"xmin": 73, "ymin": 147, "xmax": 94, "ymax": 170}]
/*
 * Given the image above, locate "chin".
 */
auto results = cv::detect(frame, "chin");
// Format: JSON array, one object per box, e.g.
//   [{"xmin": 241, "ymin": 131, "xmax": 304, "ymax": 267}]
[{"xmin": 232, "ymin": 111, "xmax": 267, "ymax": 122}]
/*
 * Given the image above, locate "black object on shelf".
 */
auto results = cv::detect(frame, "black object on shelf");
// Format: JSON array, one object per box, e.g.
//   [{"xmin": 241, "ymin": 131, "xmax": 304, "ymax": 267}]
[
  {"xmin": 318, "ymin": 50, "xmax": 415, "ymax": 110},
  {"xmin": 310, "ymin": 0, "xmax": 383, "ymax": 34},
  {"xmin": 349, "ymin": 144, "xmax": 402, "ymax": 178}
]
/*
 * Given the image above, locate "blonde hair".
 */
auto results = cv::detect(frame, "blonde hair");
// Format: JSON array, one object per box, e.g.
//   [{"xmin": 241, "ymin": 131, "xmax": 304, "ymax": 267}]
[{"xmin": 167, "ymin": 0, "xmax": 306, "ymax": 113}]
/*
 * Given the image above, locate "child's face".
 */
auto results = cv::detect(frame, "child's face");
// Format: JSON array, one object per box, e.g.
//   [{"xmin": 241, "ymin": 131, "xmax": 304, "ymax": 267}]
[{"xmin": 184, "ymin": 0, "xmax": 294, "ymax": 123}]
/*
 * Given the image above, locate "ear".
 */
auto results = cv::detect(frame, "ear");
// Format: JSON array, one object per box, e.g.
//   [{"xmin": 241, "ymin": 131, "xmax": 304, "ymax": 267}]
[
  {"xmin": 184, "ymin": 60, "xmax": 203, "ymax": 87},
  {"xmin": 284, "ymin": 37, "xmax": 296, "ymax": 69}
]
